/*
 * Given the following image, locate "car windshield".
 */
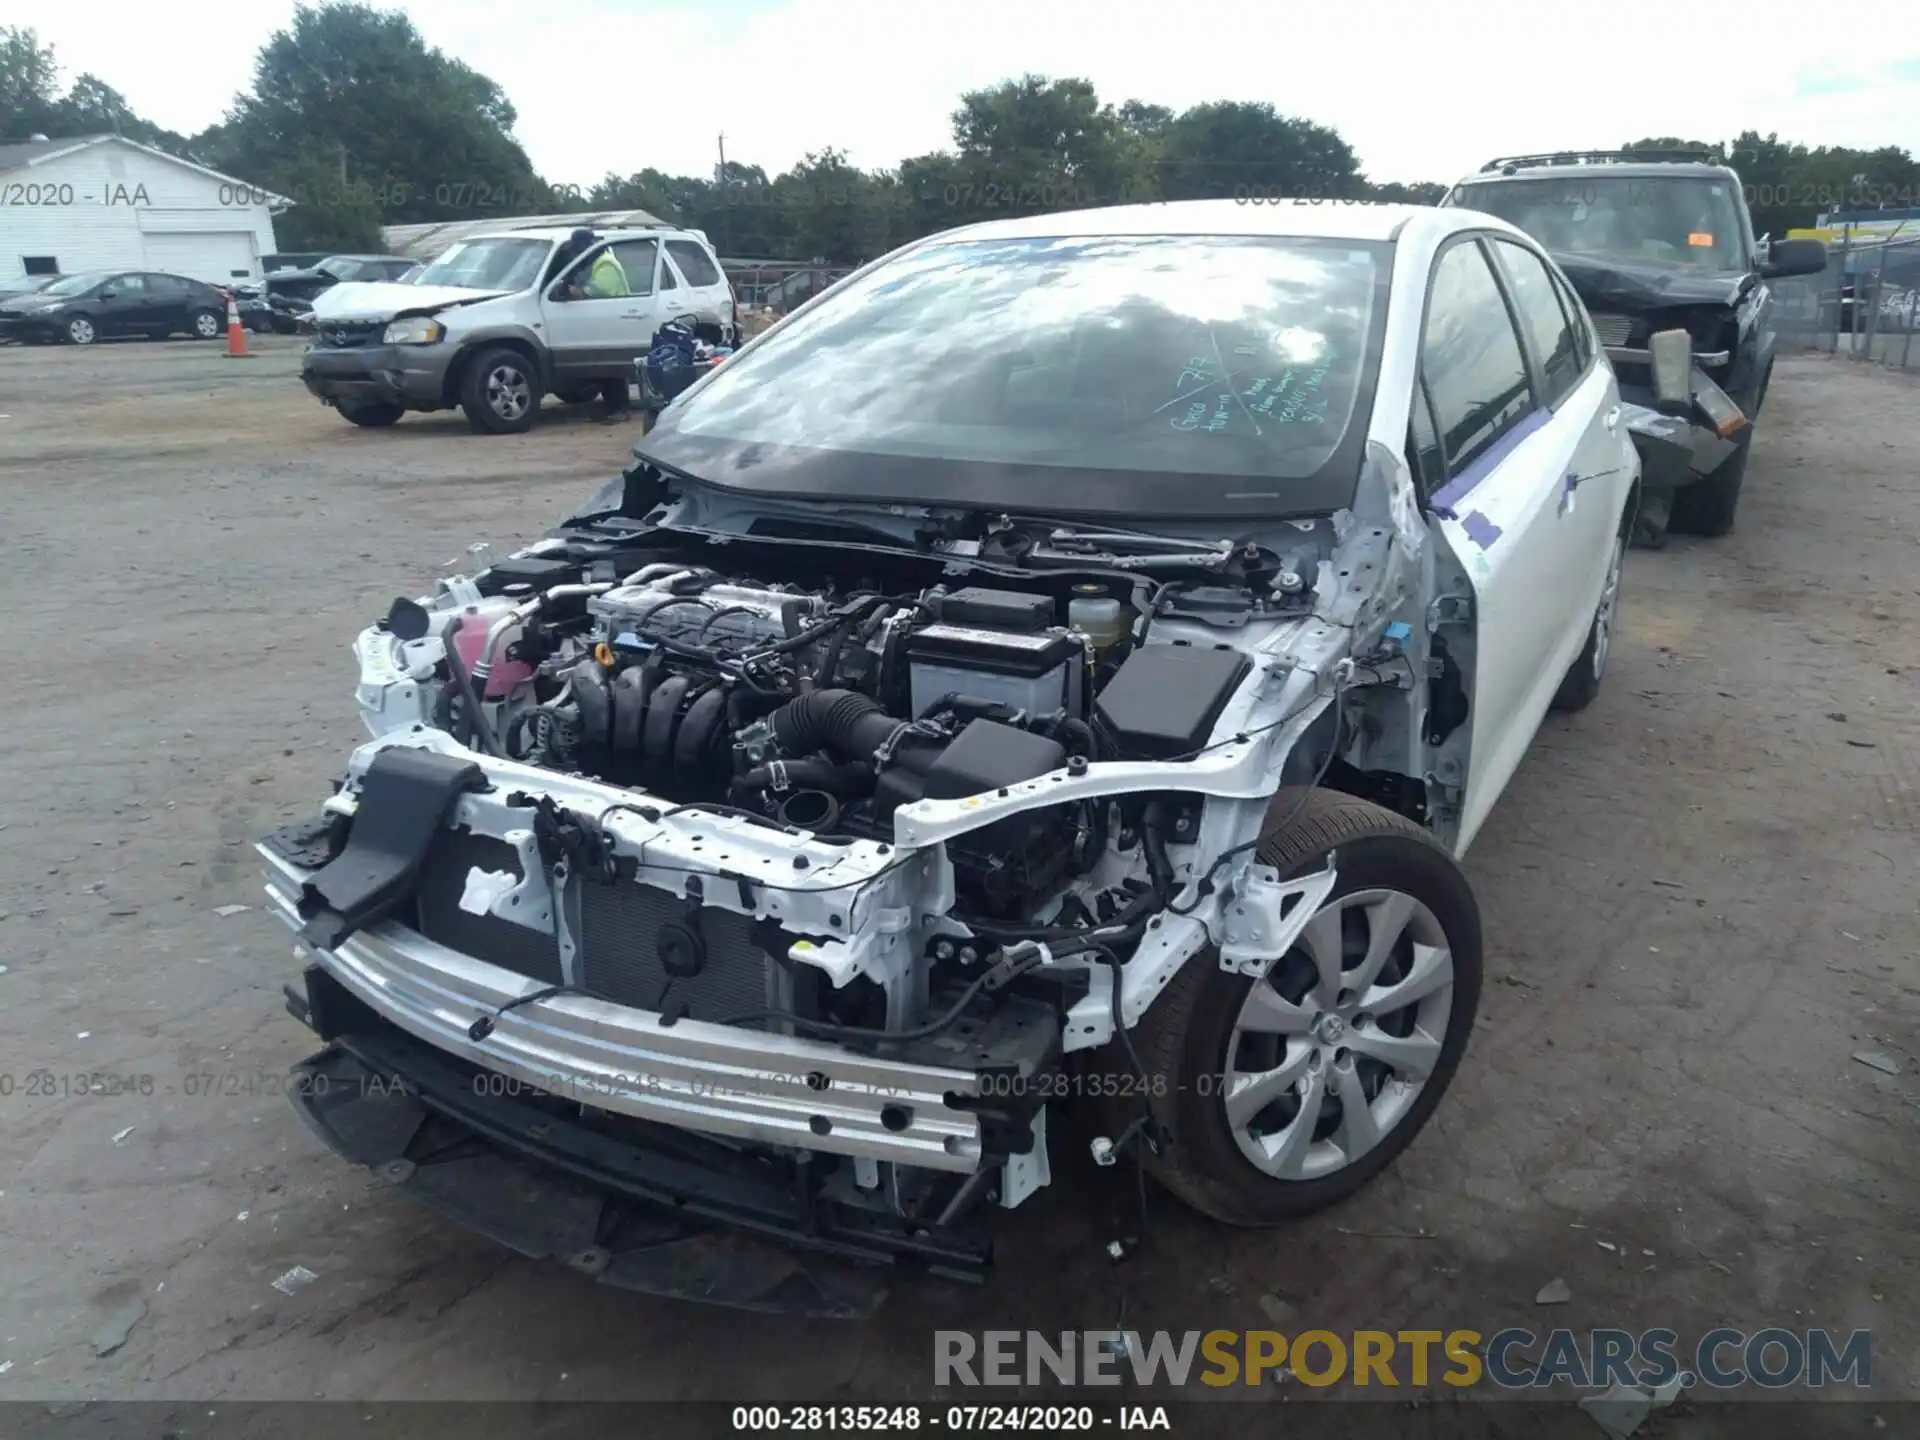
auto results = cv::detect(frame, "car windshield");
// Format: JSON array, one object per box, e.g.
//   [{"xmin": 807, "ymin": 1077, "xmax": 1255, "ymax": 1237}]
[
  {"xmin": 1453, "ymin": 176, "xmax": 1749, "ymax": 271},
  {"xmin": 41, "ymin": 272, "xmax": 110, "ymax": 297},
  {"xmin": 318, "ymin": 258, "xmax": 367, "ymax": 280},
  {"xmin": 642, "ymin": 233, "xmax": 1390, "ymax": 519},
  {"xmin": 413, "ymin": 238, "xmax": 548, "ymax": 292}
]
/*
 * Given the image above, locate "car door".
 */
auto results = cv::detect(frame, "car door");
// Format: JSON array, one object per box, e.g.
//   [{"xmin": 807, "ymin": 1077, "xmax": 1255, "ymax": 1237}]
[
  {"xmin": 541, "ymin": 238, "xmax": 662, "ymax": 382},
  {"xmin": 1417, "ymin": 235, "xmax": 1616, "ymax": 853},
  {"xmin": 664, "ymin": 237, "xmax": 733, "ymax": 336},
  {"xmin": 1486, "ymin": 234, "xmax": 1629, "ymax": 569},
  {"xmin": 92, "ymin": 273, "xmax": 155, "ymax": 336},
  {"xmin": 142, "ymin": 273, "xmax": 192, "ymax": 333}
]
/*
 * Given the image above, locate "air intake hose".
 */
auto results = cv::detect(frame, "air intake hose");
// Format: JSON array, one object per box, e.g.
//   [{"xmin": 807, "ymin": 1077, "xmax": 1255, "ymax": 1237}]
[{"xmin": 766, "ymin": 688, "xmax": 939, "ymax": 773}]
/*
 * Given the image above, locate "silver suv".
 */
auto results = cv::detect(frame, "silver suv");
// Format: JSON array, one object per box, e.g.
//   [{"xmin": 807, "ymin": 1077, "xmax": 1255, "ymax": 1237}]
[{"xmin": 300, "ymin": 225, "xmax": 735, "ymax": 434}]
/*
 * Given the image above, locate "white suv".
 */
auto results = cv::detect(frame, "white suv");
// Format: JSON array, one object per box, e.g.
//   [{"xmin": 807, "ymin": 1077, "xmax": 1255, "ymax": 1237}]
[{"xmin": 301, "ymin": 225, "xmax": 736, "ymax": 434}]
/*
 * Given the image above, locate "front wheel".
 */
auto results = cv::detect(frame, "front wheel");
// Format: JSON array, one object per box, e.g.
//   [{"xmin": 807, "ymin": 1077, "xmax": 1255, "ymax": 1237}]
[
  {"xmin": 460, "ymin": 347, "xmax": 537, "ymax": 434},
  {"xmin": 189, "ymin": 307, "xmax": 224, "ymax": 340},
  {"xmin": 65, "ymin": 315, "xmax": 97, "ymax": 345},
  {"xmin": 1132, "ymin": 789, "xmax": 1482, "ymax": 1225}
]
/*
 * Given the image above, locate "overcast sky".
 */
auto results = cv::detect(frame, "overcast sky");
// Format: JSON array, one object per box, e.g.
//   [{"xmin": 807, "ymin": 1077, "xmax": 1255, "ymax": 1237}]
[{"xmin": 15, "ymin": 0, "xmax": 1920, "ymax": 192}]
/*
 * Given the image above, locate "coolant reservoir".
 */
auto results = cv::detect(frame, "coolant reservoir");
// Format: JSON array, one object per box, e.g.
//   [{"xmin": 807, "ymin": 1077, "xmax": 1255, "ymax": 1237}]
[
  {"xmin": 1068, "ymin": 584, "xmax": 1129, "ymax": 652},
  {"xmin": 447, "ymin": 599, "xmax": 532, "ymax": 698}
]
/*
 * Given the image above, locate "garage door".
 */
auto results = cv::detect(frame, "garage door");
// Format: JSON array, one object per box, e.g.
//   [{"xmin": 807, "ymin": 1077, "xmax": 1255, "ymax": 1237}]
[{"xmin": 141, "ymin": 232, "xmax": 258, "ymax": 285}]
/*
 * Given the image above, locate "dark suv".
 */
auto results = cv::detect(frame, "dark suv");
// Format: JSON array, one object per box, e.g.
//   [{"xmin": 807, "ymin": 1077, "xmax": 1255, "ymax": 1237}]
[{"xmin": 1445, "ymin": 152, "xmax": 1827, "ymax": 541}]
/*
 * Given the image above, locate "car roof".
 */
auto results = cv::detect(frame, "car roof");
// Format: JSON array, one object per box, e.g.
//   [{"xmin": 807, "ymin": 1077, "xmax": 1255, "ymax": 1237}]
[
  {"xmin": 933, "ymin": 198, "xmax": 1440, "ymax": 245},
  {"xmin": 1459, "ymin": 161, "xmax": 1737, "ymax": 184},
  {"xmin": 451, "ymin": 225, "xmax": 691, "ymax": 244}
]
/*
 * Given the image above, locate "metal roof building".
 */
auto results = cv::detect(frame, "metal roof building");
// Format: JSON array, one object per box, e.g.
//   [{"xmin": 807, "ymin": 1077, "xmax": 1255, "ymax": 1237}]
[{"xmin": 381, "ymin": 209, "xmax": 667, "ymax": 261}]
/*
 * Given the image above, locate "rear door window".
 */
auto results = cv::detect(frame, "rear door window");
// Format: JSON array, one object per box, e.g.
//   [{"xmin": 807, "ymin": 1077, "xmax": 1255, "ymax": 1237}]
[
  {"xmin": 1489, "ymin": 238, "xmax": 1584, "ymax": 407},
  {"xmin": 608, "ymin": 239, "xmax": 660, "ymax": 297}
]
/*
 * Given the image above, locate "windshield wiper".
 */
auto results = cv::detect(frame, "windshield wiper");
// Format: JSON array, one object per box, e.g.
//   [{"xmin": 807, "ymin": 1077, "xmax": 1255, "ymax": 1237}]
[{"xmin": 1006, "ymin": 519, "xmax": 1243, "ymax": 573}]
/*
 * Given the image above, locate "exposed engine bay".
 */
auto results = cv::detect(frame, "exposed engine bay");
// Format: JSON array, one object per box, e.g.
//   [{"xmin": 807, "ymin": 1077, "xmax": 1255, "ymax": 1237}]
[
  {"xmin": 422, "ymin": 560, "xmax": 1281, "ymax": 924},
  {"xmin": 268, "ymin": 456, "xmax": 1471, "ymax": 1283}
]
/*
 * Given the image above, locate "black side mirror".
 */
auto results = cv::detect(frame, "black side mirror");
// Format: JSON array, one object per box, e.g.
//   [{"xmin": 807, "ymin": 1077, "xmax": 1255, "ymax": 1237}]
[
  {"xmin": 1760, "ymin": 237, "xmax": 1828, "ymax": 279},
  {"xmin": 97, "ymin": 289, "xmax": 116, "ymax": 300}
]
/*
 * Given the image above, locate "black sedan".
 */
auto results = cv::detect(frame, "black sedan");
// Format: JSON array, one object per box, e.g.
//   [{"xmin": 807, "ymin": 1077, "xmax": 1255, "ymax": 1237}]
[
  {"xmin": 0, "ymin": 274, "xmax": 60, "ymax": 304},
  {"xmin": 0, "ymin": 270, "xmax": 234, "ymax": 345}
]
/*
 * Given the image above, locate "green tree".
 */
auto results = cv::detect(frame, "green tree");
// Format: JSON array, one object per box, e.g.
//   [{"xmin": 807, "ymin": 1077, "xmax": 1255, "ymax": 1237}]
[
  {"xmin": 53, "ymin": 75, "xmax": 195, "ymax": 152},
  {"xmin": 950, "ymin": 76, "xmax": 1138, "ymax": 213},
  {"xmin": 204, "ymin": 2, "xmax": 549, "ymax": 242},
  {"xmin": 0, "ymin": 26, "xmax": 61, "ymax": 138},
  {"xmin": 1159, "ymin": 101, "xmax": 1363, "ymax": 202}
]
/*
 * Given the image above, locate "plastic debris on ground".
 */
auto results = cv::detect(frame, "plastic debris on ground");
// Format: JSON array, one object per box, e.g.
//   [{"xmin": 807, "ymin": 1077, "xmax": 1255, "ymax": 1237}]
[
  {"xmin": 89, "ymin": 1298, "xmax": 147, "ymax": 1357},
  {"xmin": 271, "ymin": 1265, "xmax": 319, "ymax": 1296}
]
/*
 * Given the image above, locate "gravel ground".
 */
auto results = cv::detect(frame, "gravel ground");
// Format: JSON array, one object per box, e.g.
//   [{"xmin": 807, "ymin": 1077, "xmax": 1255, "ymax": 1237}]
[{"xmin": 0, "ymin": 338, "xmax": 1913, "ymax": 1427}]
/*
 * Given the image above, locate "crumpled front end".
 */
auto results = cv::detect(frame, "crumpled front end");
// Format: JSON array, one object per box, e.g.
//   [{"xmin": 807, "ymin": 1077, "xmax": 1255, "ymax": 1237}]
[{"xmin": 260, "ymin": 489, "xmax": 1441, "ymax": 1296}]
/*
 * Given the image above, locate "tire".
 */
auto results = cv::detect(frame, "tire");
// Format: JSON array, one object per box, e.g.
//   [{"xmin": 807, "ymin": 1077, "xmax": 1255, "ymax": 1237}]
[
  {"xmin": 340, "ymin": 402, "xmax": 405, "ymax": 428},
  {"xmin": 1551, "ymin": 528, "xmax": 1624, "ymax": 712},
  {"xmin": 1130, "ymin": 788, "xmax": 1482, "ymax": 1225},
  {"xmin": 188, "ymin": 308, "xmax": 223, "ymax": 340},
  {"xmin": 64, "ymin": 315, "xmax": 97, "ymax": 345},
  {"xmin": 460, "ymin": 346, "xmax": 537, "ymax": 434}
]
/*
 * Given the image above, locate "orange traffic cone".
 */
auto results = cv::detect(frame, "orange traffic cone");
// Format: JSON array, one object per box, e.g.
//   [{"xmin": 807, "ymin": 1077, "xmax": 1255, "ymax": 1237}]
[{"xmin": 223, "ymin": 293, "xmax": 249, "ymax": 358}]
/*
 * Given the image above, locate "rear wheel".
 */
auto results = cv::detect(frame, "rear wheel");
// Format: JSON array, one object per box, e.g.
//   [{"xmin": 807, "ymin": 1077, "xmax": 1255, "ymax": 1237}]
[
  {"xmin": 1132, "ymin": 789, "xmax": 1482, "ymax": 1225},
  {"xmin": 460, "ymin": 346, "xmax": 537, "ymax": 434},
  {"xmin": 1551, "ymin": 529, "xmax": 1624, "ymax": 712},
  {"xmin": 341, "ymin": 402, "xmax": 404, "ymax": 428}
]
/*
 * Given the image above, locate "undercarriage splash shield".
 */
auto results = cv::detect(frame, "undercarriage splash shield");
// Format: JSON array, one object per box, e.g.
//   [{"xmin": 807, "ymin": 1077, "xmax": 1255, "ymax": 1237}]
[{"xmin": 293, "ymin": 1042, "xmax": 909, "ymax": 1317}]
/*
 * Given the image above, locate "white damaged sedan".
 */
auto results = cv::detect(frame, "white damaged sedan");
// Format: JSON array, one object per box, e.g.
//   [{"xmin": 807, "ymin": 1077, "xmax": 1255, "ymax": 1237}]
[{"xmin": 260, "ymin": 200, "xmax": 1637, "ymax": 1302}]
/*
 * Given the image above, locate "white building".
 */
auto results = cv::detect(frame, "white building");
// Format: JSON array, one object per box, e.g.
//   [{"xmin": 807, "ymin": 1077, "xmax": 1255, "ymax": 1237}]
[{"xmin": 0, "ymin": 134, "xmax": 287, "ymax": 285}]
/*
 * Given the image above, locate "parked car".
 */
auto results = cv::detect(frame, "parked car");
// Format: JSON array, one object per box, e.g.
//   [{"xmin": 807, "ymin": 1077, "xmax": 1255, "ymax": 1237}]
[
  {"xmin": 0, "ymin": 269, "xmax": 233, "ymax": 345},
  {"xmin": 261, "ymin": 200, "xmax": 1638, "ymax": 1301},
  {"xmin": 0, "ymin": 274, "xmax": 59, "ymax": 335},
  {"xmin": 300, "ymin": 225, "xmax": 735, "ymax": 432},
  {"xmin": 0, "ymin": 274, "xmax": 59, "ymax": 301},
  {"xmin": 1445, "ymin": 151, "xmax": 1826, "ymax": 542},
  {"xmin": 263, "ymin": 253, "xmax": 417, "ymax": 305},
  {"xmin": 233, "ymin": 254, "xmax": 418, "ymax": 336}
]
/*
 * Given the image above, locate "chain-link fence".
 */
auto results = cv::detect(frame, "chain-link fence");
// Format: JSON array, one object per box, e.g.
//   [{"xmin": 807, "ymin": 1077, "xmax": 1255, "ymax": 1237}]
[{"xmin": 1772, "ymin": 233, "xmax": 1920, "ymax": 371}]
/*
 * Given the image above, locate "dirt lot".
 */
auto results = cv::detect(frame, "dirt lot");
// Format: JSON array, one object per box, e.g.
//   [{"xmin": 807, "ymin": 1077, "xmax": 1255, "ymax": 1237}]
[{"xmin": 0, "ymin": 338, "xmax": 1913, "ymax": 1429}]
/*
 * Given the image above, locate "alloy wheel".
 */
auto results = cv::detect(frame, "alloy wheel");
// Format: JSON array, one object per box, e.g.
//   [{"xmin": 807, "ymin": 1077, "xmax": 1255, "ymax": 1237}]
[
  {"xmin": 1223, "ymin": 887, "xmax": 1456, "ymax": 1181},
  {"xmin": 1592, "ymin": 534, "xmax": 1624, "ymax": 679},
  {"xmin": 487, "ymin": 365, "xmax": 532, "ymax": 422},
  {"xmin": 67, "ymin": 316, "xmax": 95, "ymax": 345}
]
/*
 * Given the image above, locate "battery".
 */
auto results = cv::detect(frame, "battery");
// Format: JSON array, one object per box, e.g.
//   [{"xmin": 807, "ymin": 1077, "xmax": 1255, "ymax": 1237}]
[{"xmin": 905, "ymin": 623, "xmax": 1081, "ymax": 719}]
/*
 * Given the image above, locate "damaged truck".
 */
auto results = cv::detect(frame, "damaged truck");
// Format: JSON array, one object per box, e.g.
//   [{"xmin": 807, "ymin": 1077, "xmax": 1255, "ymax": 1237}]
[
  {"xmin": 260, "ymin": 201, "xmax": 1638, "ymax": 1310},
  {"xmin": 1446, "ymin": 151, "xmax": 1827, "ymax": 544}
]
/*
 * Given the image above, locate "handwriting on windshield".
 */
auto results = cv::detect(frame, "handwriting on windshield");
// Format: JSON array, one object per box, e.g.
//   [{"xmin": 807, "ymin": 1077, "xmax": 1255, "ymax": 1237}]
[{"xmin": 1164, "ymin": 354, "xmax": 1331, "ymax": 434}]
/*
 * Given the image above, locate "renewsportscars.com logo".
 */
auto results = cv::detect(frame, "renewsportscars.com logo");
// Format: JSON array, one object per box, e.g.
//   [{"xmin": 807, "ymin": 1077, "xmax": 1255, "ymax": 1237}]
[{"xmin": 935, "ymin": 1328, "xmax": 1872, "ymax": 1390}]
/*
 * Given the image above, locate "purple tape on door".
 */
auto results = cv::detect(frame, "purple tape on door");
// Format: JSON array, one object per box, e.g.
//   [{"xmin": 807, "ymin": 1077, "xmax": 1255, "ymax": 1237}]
[
  {"xmin": 1428, "ymin": 406, "xmax": 1548, "ymax": 513},
  {"xmin": 1460, "ymin": 511, "xmax": 1503, "ymax": 548}
]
